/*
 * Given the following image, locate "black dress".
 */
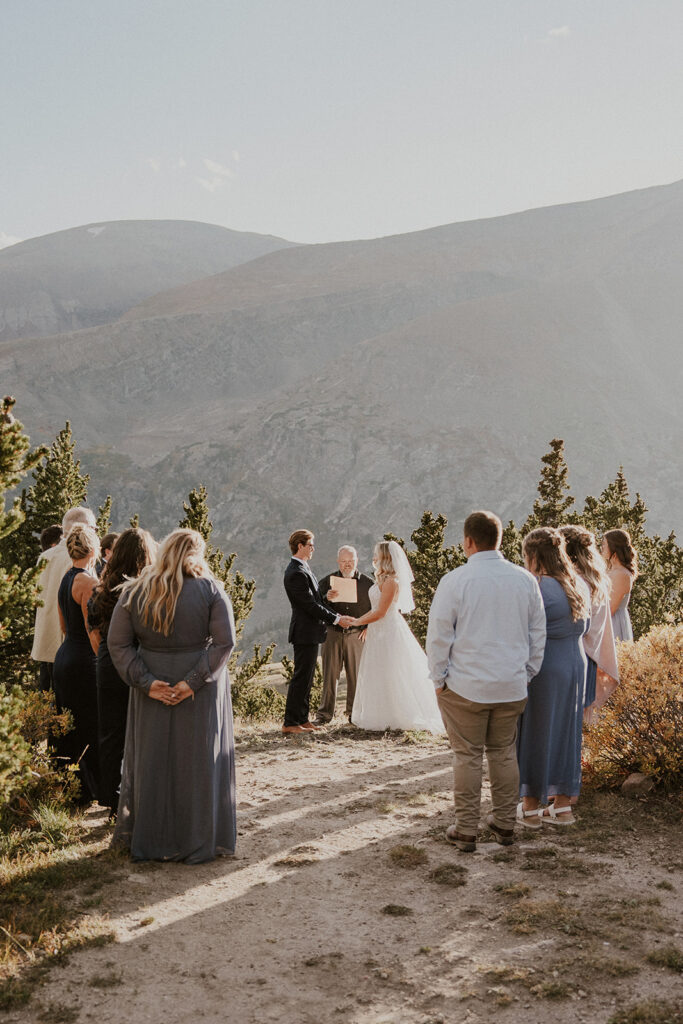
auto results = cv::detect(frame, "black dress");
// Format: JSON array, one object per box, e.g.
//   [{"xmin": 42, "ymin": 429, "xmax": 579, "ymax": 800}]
[
  {"xmin": 88, "ymin": 595, "xmax": 129, "ymax": 815},
  {"xmin": 53, "ymin": 567, "xmax": 99, "ymax": 803}
]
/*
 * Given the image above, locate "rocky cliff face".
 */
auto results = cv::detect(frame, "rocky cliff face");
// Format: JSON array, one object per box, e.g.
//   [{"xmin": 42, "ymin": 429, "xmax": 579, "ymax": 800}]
[{"xmin": 4, "ymin": 181, "xmax": 682, "ymax": 640}]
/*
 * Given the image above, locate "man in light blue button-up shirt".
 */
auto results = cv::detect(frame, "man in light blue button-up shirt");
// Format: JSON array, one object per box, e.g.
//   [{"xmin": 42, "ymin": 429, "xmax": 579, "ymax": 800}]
[{"xmin": 427, "ymin": 511, "xmax": 546, "ymax": 852}]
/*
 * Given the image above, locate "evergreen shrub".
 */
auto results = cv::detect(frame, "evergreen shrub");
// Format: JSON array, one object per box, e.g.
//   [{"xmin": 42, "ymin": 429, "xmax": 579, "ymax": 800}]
[
  {"xmin": 583, "ymin": 625, "xmax": 683, "ymax": 789},
  {"xmin": 0, "ymin": 686, "xmax": 78, "ymax": 830}
]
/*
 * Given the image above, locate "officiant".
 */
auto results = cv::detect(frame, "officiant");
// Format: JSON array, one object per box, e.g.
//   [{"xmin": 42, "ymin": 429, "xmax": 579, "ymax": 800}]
[{"xmin": 314, "ymin": 545, "xmax": 374, "ymax": 724}]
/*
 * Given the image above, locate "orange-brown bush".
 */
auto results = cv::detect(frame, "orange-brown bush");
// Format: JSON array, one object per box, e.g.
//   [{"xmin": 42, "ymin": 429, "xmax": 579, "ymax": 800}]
[{"xmin": 583, "ymin": 625, "xmax": 683, "ymax": 789}]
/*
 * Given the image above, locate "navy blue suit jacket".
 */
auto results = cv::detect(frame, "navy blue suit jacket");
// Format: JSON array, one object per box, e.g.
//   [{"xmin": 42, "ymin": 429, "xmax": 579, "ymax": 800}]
[{"xmin": 284, "ymin": 559, "xmax": 337, "ymax": 645}]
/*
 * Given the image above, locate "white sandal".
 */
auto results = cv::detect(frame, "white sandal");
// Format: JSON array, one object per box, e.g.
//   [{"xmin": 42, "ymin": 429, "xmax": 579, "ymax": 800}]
[
  {"xmin": 542, "ymin": 803, "xmax": 575, "ymax": 826},
  {"xmin": 516, "ymin": 801, "xmax": 542, "ymax": 830}
]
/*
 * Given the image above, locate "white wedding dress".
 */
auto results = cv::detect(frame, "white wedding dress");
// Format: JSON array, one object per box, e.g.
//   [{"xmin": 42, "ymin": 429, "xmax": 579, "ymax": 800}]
[{"xmin": 351, "ymin": 584, "xmax": 445, "ymax": 734}]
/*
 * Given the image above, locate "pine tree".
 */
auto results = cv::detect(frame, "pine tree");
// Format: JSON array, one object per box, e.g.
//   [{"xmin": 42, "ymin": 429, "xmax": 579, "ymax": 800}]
[
  {"xmin": 524, "ymin": 438, "xmax": 575, "ymax": 531},
  {"xmin": 96, "ymin": 496, "xmax": 113, "ymax": 536},
  {"xmin": 500, "ymin": 519, "xmax": 524, "ymax": 565},
  {"xmin": 386, "ymin": 511, "xmax": 465, "ymax": 647},
  {"xmin": 178, "ymin": 487, "xmax": 275, "ymax": 693},
  {"xmin": 0, "ymin": 397, "xmax": 48, "ymax": 683},
  {"xmin": 581, "ymin": 468, "xmax": 647, "ymax": 542},
  {"xmin": 6, "ymin": 421, "xmax": 89, "ymax": 569}
]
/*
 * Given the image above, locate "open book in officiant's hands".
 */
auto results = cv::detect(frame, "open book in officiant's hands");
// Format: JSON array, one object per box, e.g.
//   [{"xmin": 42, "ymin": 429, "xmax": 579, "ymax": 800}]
[{"xmin": 327, "ymin": 575, "xmax": 357, "ymax": 603}]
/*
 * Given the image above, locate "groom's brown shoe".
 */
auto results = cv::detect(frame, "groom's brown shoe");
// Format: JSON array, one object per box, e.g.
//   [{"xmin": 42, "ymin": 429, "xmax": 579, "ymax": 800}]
[
  {"xmin": 485, "ymin": 813, "xmax": 515, "ymax": 846},
  {"xmin": 282, "ymin": 725, "xmax": 308, "ymax": 735},
  {"xmin": 445, "ymin": 825, "xmax": 476, "ymax": 852},
  {"xmin": 301, "ymin": 721, "xmax": 321, "ymax": 730}
]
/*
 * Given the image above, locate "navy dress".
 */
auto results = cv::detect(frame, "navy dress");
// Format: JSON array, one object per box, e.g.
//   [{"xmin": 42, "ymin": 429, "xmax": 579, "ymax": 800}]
[
  {"xmin": 88, "ymin": 595, "xmax": 129, "ymax": 816},
  {"xmin": 53, "ymin": 567, "xmax": 99, "ymax": 803},
  {"xmin": 517, "ymin": 576, "xmax": 589, "ymax": 803}
]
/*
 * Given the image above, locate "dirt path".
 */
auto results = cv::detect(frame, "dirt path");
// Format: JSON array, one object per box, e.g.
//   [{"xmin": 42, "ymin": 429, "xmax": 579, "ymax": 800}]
[{"xmin": 8, "ymin": 726, "xmax": 683, "ymax": 1024}]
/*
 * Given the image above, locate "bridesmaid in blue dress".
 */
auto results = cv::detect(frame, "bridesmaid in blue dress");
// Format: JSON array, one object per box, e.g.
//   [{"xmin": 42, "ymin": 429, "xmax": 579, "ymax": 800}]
[
  {"xmin": 559, "ymin": 525, "xmax": 618, "ymax": 715},
  {"xmin": 517, "ymin": 528, "xmax": 590, "ymax": 828},
  {"xmin": 53, "ymin": 524, "xmax": 101, "ymax": 804},
  {"xmin": 601, "ymin": 529, "xmax": 638, "ymax": 642}
]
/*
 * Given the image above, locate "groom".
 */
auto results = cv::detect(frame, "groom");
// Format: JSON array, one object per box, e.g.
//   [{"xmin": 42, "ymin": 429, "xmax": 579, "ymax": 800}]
[{"xmin": 283, "ymin": 529, "xmax": 354, "ymax": 735}]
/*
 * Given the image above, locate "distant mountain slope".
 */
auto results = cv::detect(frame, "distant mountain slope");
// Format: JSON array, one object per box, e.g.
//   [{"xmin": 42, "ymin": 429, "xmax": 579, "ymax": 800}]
[
  {"xmin": 0, "ymin": 219, "xmax": 296, "ymax": 341},
  {"xmin": 4, "ymin": 180, "xmax": 682, "ymax": 635}
]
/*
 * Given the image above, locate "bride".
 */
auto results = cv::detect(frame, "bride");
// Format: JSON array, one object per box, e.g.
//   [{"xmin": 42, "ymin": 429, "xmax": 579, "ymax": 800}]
[{"xmin": 349, "ymin": 540, "xmax": 445, "ymax": 734}]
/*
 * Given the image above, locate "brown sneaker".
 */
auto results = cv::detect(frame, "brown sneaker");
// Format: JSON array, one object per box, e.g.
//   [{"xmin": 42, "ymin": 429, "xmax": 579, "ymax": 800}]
[
  {"xmin": 445, "ymin": 825, "xmax": 476, "ymax": 852},
  {"xmin": 485, "ymin": 813, "xmax": 515, "ymax": 846}
]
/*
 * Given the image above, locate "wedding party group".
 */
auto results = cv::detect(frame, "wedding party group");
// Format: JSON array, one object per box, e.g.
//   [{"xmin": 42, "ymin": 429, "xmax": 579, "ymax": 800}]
[{"xmin": 29, "ymin": 504, "xmax": 637, "ymax": 862}]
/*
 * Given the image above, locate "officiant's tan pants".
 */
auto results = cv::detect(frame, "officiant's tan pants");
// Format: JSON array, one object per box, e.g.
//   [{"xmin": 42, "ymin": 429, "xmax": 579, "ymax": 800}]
[
  {"xmin": 437, "ymin": 688, "xmax": 527, "ymax": 835},
  {"xmin": 317, "ymin": 629, "xmax": 364, "ymax": 721}
]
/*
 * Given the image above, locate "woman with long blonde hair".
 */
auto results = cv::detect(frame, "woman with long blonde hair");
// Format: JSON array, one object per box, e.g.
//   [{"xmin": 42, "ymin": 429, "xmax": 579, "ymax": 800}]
[
  {"xmin": 559, "ymin": 525, "xmax": 619, "ymax": 716},
  {"xmin": 516, "ymin": 528, "xmax": 591, "ymax": 828},
  {"xmin": 108, "ymin": 528, "xmax": 237, "ymax": 863},
  {"xmin": 348, "ymin": 540, "xmax": 444, "ymax": 733},
  {"xmin": 601, "ymin": 528, "xmax": 638, "ymax": 642}
]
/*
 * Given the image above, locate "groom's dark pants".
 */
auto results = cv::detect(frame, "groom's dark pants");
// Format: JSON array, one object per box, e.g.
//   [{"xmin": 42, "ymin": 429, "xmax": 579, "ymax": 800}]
[{"xmin": 284, "ymin": 644, "xmax": 319, "ymax": 726}]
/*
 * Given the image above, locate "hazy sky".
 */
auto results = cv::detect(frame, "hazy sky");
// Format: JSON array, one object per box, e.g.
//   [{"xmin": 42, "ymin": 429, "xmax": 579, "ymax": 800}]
[{"xmin": 2, "ymin": 0, "xmax": 682, "ymax": 246}]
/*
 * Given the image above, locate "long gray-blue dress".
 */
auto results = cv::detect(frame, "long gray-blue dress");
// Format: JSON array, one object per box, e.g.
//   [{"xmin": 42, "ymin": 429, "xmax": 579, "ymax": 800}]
[
  {"xmin": 108, "ymin": 577, "xmax": 237, "ymax": 863},
  {"xmin": 611, "ymin": 593, "xmax": 633, "ymax": 642},
  {"xmin": 518, "ymin": 576, "xmax": 589, "ymax": 803}
]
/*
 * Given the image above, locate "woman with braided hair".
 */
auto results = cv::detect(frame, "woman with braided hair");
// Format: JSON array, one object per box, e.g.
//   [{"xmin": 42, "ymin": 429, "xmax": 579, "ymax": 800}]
[
  {"xmin": 559, "ymin": 525, "xmax": 619, "ymax": 717},
  {"xmin": 516, "ymin": 528, "xmax": 591, "ymax": 827}
]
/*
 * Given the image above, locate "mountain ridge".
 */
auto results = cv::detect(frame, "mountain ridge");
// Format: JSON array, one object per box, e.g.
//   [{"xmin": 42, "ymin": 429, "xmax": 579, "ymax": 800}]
[{"xmin": 4, "ymin": 180, "xmax": 682, "ymax": 638}]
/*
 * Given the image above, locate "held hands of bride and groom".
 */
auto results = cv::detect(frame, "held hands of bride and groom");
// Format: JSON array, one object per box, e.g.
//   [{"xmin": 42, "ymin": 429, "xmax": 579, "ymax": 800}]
[
  {"xmin": 148, "ymin": 680, "xmax": 193, "ymax": 705},
  {"xmin": 324, "ymin": 584, "xmax": 359, "ymax": 632}
]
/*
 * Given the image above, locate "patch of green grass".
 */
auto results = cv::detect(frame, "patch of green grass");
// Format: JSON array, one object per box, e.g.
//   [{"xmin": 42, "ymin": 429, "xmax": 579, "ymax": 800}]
[
  {"xmin": 588, "ymin": 955, "xmax": 640, "ymax": 977},
  {"xmin": 588, "ymin": 895, "xmax": 667, "ymax": 940},
  {"xmin": 494, "ymin": 882, "xmax": 531, "ymax": 899},
  {"xmin": 388, "ymin": 844, "xmax": 428, "ymax": 868},
  {"xmin": 505, "ymin": 898, "xmax": 582, "ymax": 935},
  {"xmin": 0, "ymin": 819, "xmax": 122, "ymax": 1012},
  {"xmin": 491, "ymin": 850, "xmax": 515, "ymax": 864},
  {"xmin": 381, "ymin": 904, "xmax": 413, "ymax": 916},
  {"xmin": 429, "ymin": 864, "xmax": 467, "ymax": 887},
  {"xmin": 273, "ymin": 854, "xmax": 319, "ymax": 867},
  {"xmin": 406, "ymin": 793, "xmax": 431, "ymax": 807},
  {"xmin": 608, "ymin": 999, "xmax": 683, "ymax": 1024},
  {"xmin": 89, "ymin": 969, "xmax": 122, "ymax": 988},
  {"xmin": 482, "ymin": 964, "xmax": 535, "ymax": 984},
  {"xmin": 37, "ymin": 1002, "xmax": 80, "ymax": 1023},
  {"xmin": 401, "ymin": 730, "xmax": 435, "ymax": 745},
  {"xmin": 646, "ymin": 945, "xmax": 683, "ymax": 972},
  {"xmin": 523, "ymin": 846, "xmax": 558, "ymax": 860},
  {"xmin": 530, "ymin": 979, "xmax": 573, "ymax": 999}
]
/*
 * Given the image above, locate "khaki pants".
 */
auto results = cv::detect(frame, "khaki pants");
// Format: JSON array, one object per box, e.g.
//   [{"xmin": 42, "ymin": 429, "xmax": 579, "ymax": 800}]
[
  {"xmin": 317, "ymin": 629, "xmax": 364, "ymax": 721},
  {"xmin": 437, "ymin": 687, "xmax": 527, "ymax": 835}
]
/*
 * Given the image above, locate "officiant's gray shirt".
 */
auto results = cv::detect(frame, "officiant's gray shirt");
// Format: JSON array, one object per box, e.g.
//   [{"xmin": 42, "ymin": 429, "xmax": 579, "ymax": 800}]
[{"xmin": 426, "ymin": 551, "xmax": 546, "ymax": 703}]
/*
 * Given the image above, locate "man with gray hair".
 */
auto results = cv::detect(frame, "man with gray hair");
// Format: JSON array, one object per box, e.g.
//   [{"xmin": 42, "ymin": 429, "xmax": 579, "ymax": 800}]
[
  {"xmin": 315, "ymin": 546, "xmax": 374, "ymax": 724},
  {"xmin": 32, "ymin": 506, "xmax": 97, "ymax": 690}
]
